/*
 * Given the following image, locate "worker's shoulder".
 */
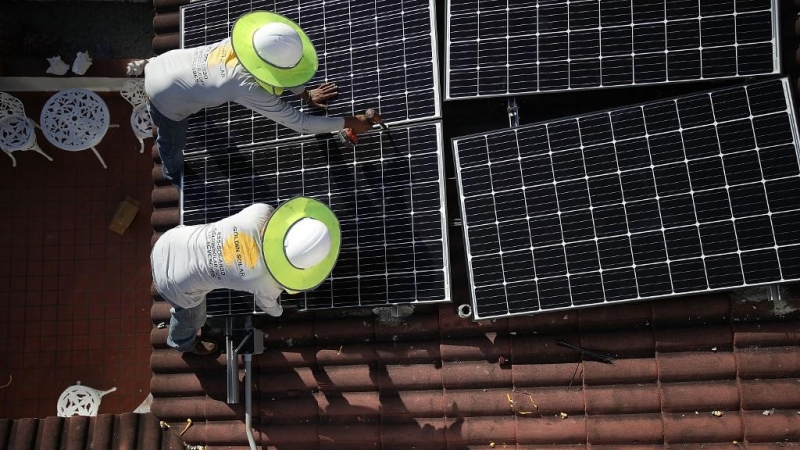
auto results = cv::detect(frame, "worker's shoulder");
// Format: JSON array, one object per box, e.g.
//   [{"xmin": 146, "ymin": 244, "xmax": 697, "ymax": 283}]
[{"xmin": 234, "ymin": 202, "xmax": 274, "ymax": 217}]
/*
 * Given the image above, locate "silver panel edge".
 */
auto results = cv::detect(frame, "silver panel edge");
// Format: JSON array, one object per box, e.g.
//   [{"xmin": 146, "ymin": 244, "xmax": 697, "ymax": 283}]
[
  {"xmin": 451, "ymin": 136, "xmax": 483, "ymax": 319},
  {"xmin": 771, "ymin": 0, "xmax": 782, "ymax": 73},
  {"xmin": 429, "ymin": 0, "xmax": 443, "ymax": 118},
  {"xmin": 435, "ymin": 121, "xmax": 452, "ymax": 304},
  {"xmin": 780, "ymin": 78, "xmax": 800, "ymax": 162},
  {"xmin": 444, "ymin": 0, "xmax": 453, "ymax": 101}
]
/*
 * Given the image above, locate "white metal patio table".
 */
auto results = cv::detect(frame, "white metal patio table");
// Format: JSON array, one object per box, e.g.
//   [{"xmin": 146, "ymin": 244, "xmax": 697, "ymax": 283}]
[{"xmin": 40, "ymin": 88, "xmax": 111, "ymax": 169}]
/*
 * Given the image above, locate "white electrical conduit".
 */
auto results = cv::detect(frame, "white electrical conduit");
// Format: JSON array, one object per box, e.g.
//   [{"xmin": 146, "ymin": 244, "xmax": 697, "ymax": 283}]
[
  {"xmin": 243, "ymin": 314, "xmax": 258, "ymax": 450},
  {"xmin": 244, "ymin": 353, "xmax": 257, "ymax": 450}
]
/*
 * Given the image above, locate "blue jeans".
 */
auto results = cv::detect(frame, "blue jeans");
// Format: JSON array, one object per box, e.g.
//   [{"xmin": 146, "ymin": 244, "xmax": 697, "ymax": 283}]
[
  {"xmin": 166, "ymin": 300, "xmax": 207, "ymax": 352},
  {"xmin": 148, "ymin": 101, "xmax": 188, "ymax": 185}
]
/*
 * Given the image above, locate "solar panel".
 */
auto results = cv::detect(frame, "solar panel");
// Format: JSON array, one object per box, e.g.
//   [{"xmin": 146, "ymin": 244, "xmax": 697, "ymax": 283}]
[
  {"xmin": 180, "ymin": 122, "xmax": 450, "ymax": 316},
  {"xmin": 445, "ymin": 0, "xmax": 780, "ymax": 99},
  {"xmin": 180, "ymin": 0, "xmax": 440, "ymax": 154},
  {"xmin": 453, "ymin": 78, "xmax": 800, "ymax": 320}
]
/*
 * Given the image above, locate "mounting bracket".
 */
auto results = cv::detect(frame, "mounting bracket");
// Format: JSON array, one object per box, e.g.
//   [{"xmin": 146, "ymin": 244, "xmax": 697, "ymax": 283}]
[{"xmin": 507, "ymin": 97, "xmax": 520, "ymax": 128}]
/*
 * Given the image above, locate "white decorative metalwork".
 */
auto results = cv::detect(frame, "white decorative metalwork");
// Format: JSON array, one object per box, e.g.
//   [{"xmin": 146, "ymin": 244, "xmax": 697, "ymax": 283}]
[
  {"xmin": 40, "ymin": 88, "xmax": 110, "ymax": 168},
  {"xmin": 126, "ymin": 59, "xmax": 147, "ymax": 77},
  {"xmin": 0, "ymin": 92, "xmax": 25, "ymax": 118},
  {"xmin": 56, "ymin": 381, "xmax": 117, "ymax": 417},
  {"xmin": 120, "ymin": 80, "xmax": 146, "ymax": 107},
  {"xmin": 71, "ymin": 51, "xmax": 93, "ymax": 75},
  {"xmin": 46, "ymin": 56, "xmax": 69, "ymax": 75},
  {"xmin": 0, "ymin": 114, "xmax": 52, "ymax": 167},
  {"xmin": 130, "ymin": 103, "xmax": 153, "ymax": 154}
]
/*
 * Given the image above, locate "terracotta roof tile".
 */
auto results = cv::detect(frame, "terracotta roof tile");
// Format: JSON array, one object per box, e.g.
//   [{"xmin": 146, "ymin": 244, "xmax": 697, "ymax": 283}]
[
  {"xmin": 376, "ymin": 340, "xmax": 441, "ymax": 365},
  {"xmin": 516, "ymin": 416, "xmax": 587, "ymax": 445},
  {"xmin": 655, "ymin": 326, "xmax": 733, "ymax": 352},
  {"xmin": 748, "ymin": 444, "xmax": 800, "ymax": 450},
  {"xmin": 657, "ymin": 352, "xmax": 737, "ymax": 382},
  {"xmin": 651, "ymin": 294, "xmax": 732, "ymax": 327},
  {"xmin": 377, "ymin": 364, "xmax": 443, "ymax": 391},
  {"xmin": 743, "ymin": 410, "xmax": 800, "ymax": 442},
  {"xmin": 734, "ymin": 322, "xmax": 800, "ymax": 347},
  {"xmin": 374, "ymin": 309, "xmax": 441, "ymax": 341},
  {"xmin": 660, "ymin": 381, "xmax": 741, "ymax": 413},
  {"xmin": 512, "ymin": 362, "xmax": 588, "ymax": 387},
  {"xmin": 0, "ymin": 414, "xmax": 163, "ymax": 449},
  {"xmin": 663, "ymin": 413, "xmax": 744, "ymax": 444},
  {"xmin": 510, "ymin": 333, "xmax": 583, "ymax": 364},
  {"xmin": 582, "ymin": 358, "xmax": 659, "ymax": 385},
  {"xmin": 381, "ymin": 391, "xmax": 445, "ymax": 418},
  {"xmin": 737, "ymin": 347, "xmax": 800, "ymax": 379},
  {"xmin": 585, "ymin": 384, "xmax": 661, "ymax": 414},
  {"xmin": 587, "ymin": 414, "xmax": 664, "ymax": 445},
  {"xmin": 380, "ymin": 420, "xmax": 447, "ymax": 446},
  {"xmin": 445, "ymin": 416, "xmax": 516, "ymax": 445},
  {"xmin": 440, "ymin": 336, "xmax": 510, "ymax": 362},
  {"xmin": 740, "ymin": 379, "xmax": 800, "ymax": 411},
  {"xmin": 442, "ymin": 361, "xmax": 513, "ymax": 390},
  {"xmin": 317, "ymin": 343, "xmax": 378, "ymax": 366}
]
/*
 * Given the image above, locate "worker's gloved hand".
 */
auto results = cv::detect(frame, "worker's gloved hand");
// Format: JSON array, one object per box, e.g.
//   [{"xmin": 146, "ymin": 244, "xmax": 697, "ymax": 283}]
[
  {"xmin": 306, "ymin": 82, "xmax": 338, "ymax": 109},
  {"xmin": 344, "ymin": 115, "xmax": 373, "ymax": 135}
]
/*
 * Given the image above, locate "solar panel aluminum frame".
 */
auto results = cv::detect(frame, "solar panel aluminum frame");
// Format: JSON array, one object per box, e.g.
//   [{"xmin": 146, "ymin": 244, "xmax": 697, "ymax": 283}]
[
  {"xmin": 453, "ymin": 78, "xmax": 800, "ymax": 320},
  {"xmin": 443, "ymin": 0, "xmax": 782, "ymax": 100},
  {"xmin": 178, "ymin": 0, "xmax": 442, "ymax": 152},
  {"xmin": 178, "ymin": 122, "xmax": 451, "ymax": 317}
]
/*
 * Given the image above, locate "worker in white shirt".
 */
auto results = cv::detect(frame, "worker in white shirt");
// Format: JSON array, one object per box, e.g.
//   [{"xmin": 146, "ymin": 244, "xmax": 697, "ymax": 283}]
[
  {"xmin": 151, "ymin": 197, "xmax": 340, "ymax": 355},
  {"xmin": 144, "ymin": 10, "xmax": 373, "ymax": 184}
]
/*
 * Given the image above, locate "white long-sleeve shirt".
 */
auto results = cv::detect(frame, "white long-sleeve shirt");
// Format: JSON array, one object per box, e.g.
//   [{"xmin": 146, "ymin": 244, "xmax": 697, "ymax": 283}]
[
  {"xmin": 151, "ymin": 203, "xmax": 283, "ymax": 312},
  {"xmin": 144, "ymin": 38, "xmax": 344, "ymax": 134}
]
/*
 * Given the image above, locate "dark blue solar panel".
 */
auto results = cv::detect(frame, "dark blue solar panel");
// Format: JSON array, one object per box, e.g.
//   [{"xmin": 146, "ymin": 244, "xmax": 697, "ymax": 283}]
[
  {"xmin": 445, "ymin": 0, "xmax": 780, "ymax": 99},
  {"xmin": 181, "ymin": 122, "xmax": 450, "ymax": 316},
  {"xmin": 453, "ymin": 78, "xmax": 800, "ymax": 319}
]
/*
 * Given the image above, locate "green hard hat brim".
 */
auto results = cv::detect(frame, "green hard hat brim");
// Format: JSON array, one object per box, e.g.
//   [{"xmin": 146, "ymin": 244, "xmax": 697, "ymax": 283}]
[
  {"xmin": 231, "ymin": 11, "xmax": 318, "ymax": 89},
  {"xmin": 262, "ymin": 197, "xmax": 341, "ymax": 292}
]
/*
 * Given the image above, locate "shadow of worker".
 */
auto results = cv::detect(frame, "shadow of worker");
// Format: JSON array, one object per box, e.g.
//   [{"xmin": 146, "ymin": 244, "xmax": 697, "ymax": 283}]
[{"xmin": 237, "ymin": 335, "xmax": 468, "ymax": 449}]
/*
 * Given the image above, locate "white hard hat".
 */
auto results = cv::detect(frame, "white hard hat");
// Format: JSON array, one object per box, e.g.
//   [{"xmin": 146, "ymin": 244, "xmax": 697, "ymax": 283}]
[
  {"xmin": 252, "ymin": 22, "xmax": 304, "ymax": 69},
  {"xmin": 284, "ymin": 217, "xmax": 332, "ymax": 269}
]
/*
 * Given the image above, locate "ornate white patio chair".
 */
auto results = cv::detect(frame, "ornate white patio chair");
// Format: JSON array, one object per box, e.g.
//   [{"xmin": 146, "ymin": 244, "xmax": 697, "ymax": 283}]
[
  {"xmin": 131, "ymin": 103, "xmax": 154, "ymax": 154},
  {"xmin": 0, "ymin": 114, "xmax": 52, "ymax": 167},
  {"xmin": 121, "ymin": 80, "xmax": 152, "ymax": 153},
  {"xmin": 56, "ymin": 381, "xmax": 117, "ymax": 417},
  {"xmin": 120, "ymin": 80, "xmax": 146, "ymax": 107}
]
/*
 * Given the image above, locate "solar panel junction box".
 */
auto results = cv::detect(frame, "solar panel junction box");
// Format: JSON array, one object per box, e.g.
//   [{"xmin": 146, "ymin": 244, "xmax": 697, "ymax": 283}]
[{"xmin": 227, "ymin": 327, "xmax": 264, "ymax": 355}]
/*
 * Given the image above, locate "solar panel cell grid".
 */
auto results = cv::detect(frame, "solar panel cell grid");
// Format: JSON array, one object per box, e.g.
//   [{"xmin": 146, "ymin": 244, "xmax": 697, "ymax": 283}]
[
  {"xmin": 454, "ymin": 79, "xmax": 800, "ymax": 319},
  {"xmin": 445, "ymin": 0, "xmax": 779, "ymax": 99},
  {"xmin": 181, "ymin": 122, "xmax": 449, "ymax": 316},
  {"xmin": 181, "ymin": 0, "xmax": 440, "ymax": 154}
]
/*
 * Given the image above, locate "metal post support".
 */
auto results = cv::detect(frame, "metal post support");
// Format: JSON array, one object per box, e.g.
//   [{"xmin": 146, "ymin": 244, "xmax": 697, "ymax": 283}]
[
  {"xmin": 768, "ymin": 285, "xmax": 781, "ymax": 303},
  {"xmin": 507, "ymin": 97, "xmax": 520, "ymax": 128},
  {"xmin": 226, "ymin": 317, "xmax": 239, "ymax": 404},
  {"xmin": 244, "ymin": 315, "xmax": 258, "ymax": 450}
]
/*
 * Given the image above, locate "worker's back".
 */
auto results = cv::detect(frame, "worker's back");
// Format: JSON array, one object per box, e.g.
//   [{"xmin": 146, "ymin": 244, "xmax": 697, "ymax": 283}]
[
  {"xmin": 151, "ymin": 203, "xmax": 283, "ymax": 309},
  {"xmin": 144, "ymin": 39, "xmax": 253, "ymax": 122}
]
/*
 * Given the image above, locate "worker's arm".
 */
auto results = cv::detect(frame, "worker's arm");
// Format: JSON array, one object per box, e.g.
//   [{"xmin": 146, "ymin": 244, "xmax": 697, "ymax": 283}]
[
  {"xmin": 236, "ymin": 89, "xmax": 372, "ymax": 136},
  {"xmin": 236, "ymin": 90, "xmax": 345, "ymax": 135}
]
